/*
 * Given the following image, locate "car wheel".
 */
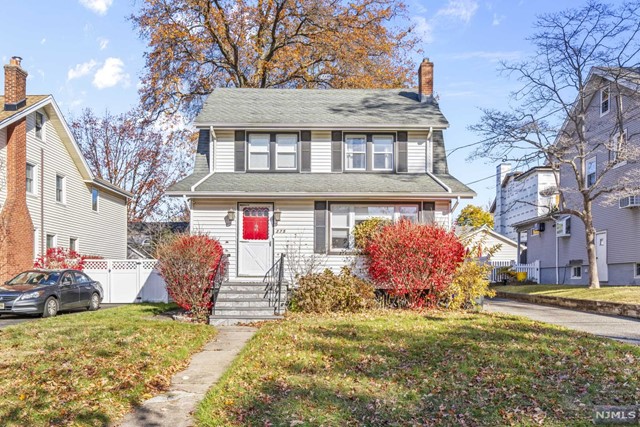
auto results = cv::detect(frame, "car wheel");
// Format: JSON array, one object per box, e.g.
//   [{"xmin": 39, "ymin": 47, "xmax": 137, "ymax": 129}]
[
  {"xmin": 42, "ymin": 297, "xmax": 58, "ymax": 318},
  {"xmin": 88, "ymin": 293, "xmax": 100, "ymax": 311}
]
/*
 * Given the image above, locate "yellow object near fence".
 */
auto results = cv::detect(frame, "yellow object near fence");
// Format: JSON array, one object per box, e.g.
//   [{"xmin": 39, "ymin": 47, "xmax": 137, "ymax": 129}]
[{"xmin": 516, "ymin": 272, "xmax": 528, "ymax": 282}]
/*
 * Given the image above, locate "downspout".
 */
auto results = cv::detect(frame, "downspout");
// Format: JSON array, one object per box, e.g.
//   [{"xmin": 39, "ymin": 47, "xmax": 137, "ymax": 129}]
[
  {"xmin": 555, "ymin": 227, "xmax": 559, "ymax": 284},
  {"xmin": 40, "ymin": 147, "xmax": 44, "ymax": 256}
]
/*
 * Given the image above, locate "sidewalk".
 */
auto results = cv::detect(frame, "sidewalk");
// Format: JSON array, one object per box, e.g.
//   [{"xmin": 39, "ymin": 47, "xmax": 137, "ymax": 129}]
[
  {"xmin": 118, "ymin": 325, "xmax": 256, "ymax": 427},
  {"xmin": 485, "ymin": 298, "xmax": 640, "ymax": 345}
]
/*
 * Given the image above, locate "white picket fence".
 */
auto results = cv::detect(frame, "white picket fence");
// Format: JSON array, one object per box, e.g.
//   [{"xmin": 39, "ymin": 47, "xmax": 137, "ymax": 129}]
[
  {"xmin": 84, "ymin": 259, "xmax": 168, "ymax": 304},
  {"xmin": 489, "ymin": 260, "xmax": 540, "ymax": 283}
]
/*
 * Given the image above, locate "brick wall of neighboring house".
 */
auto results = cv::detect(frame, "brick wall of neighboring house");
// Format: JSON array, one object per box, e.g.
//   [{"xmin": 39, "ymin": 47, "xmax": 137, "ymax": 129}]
[{"xmin": 0, "ymin": 58, "xmax": 34, "ymax": 281}]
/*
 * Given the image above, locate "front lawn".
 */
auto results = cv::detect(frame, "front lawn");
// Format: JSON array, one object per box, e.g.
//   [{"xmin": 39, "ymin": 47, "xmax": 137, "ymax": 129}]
[
  {"xmin": 0, "ymin": 304, "xmax": 216, "ymax": 426},
  {"xmin": 497, "ymin": 284, "xmax": 640, "ymax": 304},
  {"xmin": 197, "ymin": 311, "xmax": 640, "ymax": 426}
]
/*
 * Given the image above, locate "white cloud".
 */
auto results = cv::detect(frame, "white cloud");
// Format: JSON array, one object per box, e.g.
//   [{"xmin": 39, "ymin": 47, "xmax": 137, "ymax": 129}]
[
  {"xmin": 92, "ymin": 57, "xmax": 129, "ymax": 89},
  {"xmin": 492, "ymin": 13, "xmax": 505, "ymax": 26},
  {"xmin": 437, "ymin": 0, "xmax": 479, "ymax": 23},
  {"xmin": 79, "ymin": 0, "xmax": 113, "ymax": 15},
  {"xmin": 447, "ymin": 50, "xmax": 523, "ymax": 62},
  {"xmin": 67, "ymin": 60, "xmax": 98, "ymax": 81},
  {"xmin": 97, "ymin": 37, "xmax": 109, "ymax": 50},
  {"xmin": 411, "ymin": 16, "xmax": 434, "ymax": 43},
  {"xmin": 40, "ymin": 38, "xmax": 46, "ymax": 45}
]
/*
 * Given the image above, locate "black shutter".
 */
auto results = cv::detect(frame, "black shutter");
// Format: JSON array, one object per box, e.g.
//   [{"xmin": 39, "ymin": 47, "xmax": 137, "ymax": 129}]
[
  {"xmin": 314, "ymin": 201, "xmax": 327, "ymax": 253},
  {"xmin": 301, "ymin": 131, "xmax": 311, "ymax": 172},
  {"xmin": 234, "ymin": 130, "xmax": 246, "ymax": 172},
  {"xmin": 331, "ymin": 131, "xmax": 343, "ymax": 172},
  {"xmin": 422, "ymin": 201, "xmax": 435, "ymax": 224},
  {"xmin": 269, "ymin": 133, "xmax": 276, "ymax": 171},
  {"xmin": 366, "ymin": 134, "xmax": 373, "ymax": 172},
  {"xmin": 397, "ymin": 131, "xmax": 408, "ymax": 173}
]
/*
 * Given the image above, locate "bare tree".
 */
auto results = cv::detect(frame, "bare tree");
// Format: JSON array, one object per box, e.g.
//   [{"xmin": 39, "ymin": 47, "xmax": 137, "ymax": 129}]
[
  {"xmin": 469, "ymin": 1, "xmax": 640, "ymax": 288},
  {"xmin": 70, "ymin": 108, "xmax": 194, "ymax": 222}
]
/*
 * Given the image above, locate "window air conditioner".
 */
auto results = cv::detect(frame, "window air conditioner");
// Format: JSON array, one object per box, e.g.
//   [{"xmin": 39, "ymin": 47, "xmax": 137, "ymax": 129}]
[
  {"xmin": 619, "ymin": 196, "xmax": 640, "ymax": 208},
  {"xmin": 556, "ymin": 216, "xmax": 571, "ymax": 237}
]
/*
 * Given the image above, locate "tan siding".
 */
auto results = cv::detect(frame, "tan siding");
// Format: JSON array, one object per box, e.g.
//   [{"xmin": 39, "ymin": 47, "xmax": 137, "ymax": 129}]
[
  {"xmin": 25, "ymin": 110, "xmax": 127, "ymax": 258},
  {"xmin": 407, "ymin": 131, "xmax": 427, "ymax": 173},
  {"xmin": 311, "ymin": 131, "xmax": 332, "ymax": 172},
  {"xmin": 214, "ymin": 130, "xmax": 235, "ymax": 172}
]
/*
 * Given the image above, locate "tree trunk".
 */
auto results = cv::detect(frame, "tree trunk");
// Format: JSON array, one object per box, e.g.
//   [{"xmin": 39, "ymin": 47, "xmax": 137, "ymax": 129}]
[{"xmin": 584, "ymin": 199, "xmax": 600, "ymax": 289}]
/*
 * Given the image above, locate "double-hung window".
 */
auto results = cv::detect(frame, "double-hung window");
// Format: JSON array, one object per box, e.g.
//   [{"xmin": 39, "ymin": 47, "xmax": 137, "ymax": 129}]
[
  {"xmin": 35, "ymin": 112, "xmax": 44, "ymax": 140},
  {"xmin": 344, "ymin": 135, "xmax": 366, "ymax": 171},
  {"xmin": 248, "ymin": 134, "xmax": 270, "ymax": 170},
  {"xmin": 92, "ymin": 188, "xmax": 99, "ymax": 211},
  {"xmin": 26, "ymin": 163, "xmax": 35, "ymax": 194},
  {"xmin": 55, "ymin": 174, "xmax": 65, "ymax": 203},
  {"xmin": 372, "ymin": 135, "xmax": 393, "ymax": 170},
  {"xmin": 586, "ymin": 157, "xmax": 596, "ymax": 188},
  {"xmin": 276, "ymin": 134, "xmax": 298, "ymax": 170},
  {"xmin": 600, "ymin": 86, "xmax": 610, "ymax": 116},
  {"xmin": 329, "ymin": 204, "xmax": 419, "ymax": 250},
  {"xmin": 611, "ymin": 130, "xmax": 627, "ymax": 163}
]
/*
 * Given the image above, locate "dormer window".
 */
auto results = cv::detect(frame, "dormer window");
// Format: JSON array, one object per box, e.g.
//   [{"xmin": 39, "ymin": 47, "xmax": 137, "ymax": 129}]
[{"xmin": 600, "ymin": 86, "xmax": 610, "ymax": 116}]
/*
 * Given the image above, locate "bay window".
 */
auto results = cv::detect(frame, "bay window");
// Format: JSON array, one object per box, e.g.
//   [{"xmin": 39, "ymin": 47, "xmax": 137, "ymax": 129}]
[{"xmin": 329, "ymin": 204, "xmax": 419, "ymax": 250}]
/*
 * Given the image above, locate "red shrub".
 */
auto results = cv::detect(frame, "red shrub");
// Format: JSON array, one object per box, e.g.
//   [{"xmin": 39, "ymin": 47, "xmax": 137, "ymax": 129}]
[
  {"xmin": 156, "ymin": 234, "xmax": 225, "ymax": 323},
  {"xmin": 34, "ymin": 247, "xmax": 88, "ymax": 270},
  {"xmin": 366, "ymin": 220, "xmax": 466, "ymax": 308}
]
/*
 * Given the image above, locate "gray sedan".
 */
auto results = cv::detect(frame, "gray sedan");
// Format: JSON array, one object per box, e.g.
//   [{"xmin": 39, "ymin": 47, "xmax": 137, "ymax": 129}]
[{"xmin": 0, "ymin": 270, "xmax": 103, "ymax": 317}]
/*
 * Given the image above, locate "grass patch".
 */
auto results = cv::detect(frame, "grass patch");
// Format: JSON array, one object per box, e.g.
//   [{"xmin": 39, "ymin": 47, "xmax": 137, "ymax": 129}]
[
  {"xmin": 196, "ymin": 311, "xmax": 640, "ymax": 426},
  {"xmin": 0, "ymin": 304, "xmax": 216, "ymax": 426},
  {"xmin": 497, "ymin": 284, "xmax": 640, "ymax": 304}
]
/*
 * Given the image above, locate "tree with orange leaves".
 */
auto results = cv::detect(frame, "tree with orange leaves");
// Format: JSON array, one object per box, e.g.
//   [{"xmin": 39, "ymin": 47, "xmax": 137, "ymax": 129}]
[{"xmin": 132, "ymin": 0, "xmax": 418, "ymax": 119}]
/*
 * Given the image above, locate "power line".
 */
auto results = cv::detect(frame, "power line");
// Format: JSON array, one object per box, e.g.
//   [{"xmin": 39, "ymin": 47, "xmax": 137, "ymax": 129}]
[{"xmin": 464, "ymin": 173, "xmax": 498, "ymax": 186}]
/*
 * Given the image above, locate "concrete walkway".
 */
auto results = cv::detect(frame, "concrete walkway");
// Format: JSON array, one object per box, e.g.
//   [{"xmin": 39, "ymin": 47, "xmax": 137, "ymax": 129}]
[
  {"xmin": 485, "ymin": 298, "xmax": 640, "ymax": 345},
  {"xmin": 118, "ymin": 325, "xmax": 257, "ymax": 427}
]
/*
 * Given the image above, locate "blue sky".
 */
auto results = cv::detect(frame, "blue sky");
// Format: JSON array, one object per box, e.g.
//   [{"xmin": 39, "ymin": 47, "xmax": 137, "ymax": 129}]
[{"xmin": 0, "ymin": 0, "xmax": 592, "ymax": 211}]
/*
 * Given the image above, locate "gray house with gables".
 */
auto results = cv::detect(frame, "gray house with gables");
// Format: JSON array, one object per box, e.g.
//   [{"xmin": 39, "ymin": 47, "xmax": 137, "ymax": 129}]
[{"xmin": 168, "ymin": 59, "xmax": 474, "ymax": 293}]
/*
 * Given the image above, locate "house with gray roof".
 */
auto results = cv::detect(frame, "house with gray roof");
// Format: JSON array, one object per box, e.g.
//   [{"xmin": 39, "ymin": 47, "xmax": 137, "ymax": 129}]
[{"xmin": 168, "ymin": 59, "xmax": 475, "ymax": 288}]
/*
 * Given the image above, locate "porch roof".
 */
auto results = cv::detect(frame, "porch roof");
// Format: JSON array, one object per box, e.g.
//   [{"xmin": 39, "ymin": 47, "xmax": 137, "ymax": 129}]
[{"xmin": 167, "ymin": 172, "xmax": 475, "ymax": 198}]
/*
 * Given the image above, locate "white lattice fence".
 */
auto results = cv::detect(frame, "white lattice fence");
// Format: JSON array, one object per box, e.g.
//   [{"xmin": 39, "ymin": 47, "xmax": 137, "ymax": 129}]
[{"xmin": 84, "ymin": 259, "xmax": 167, "ymax": 303}]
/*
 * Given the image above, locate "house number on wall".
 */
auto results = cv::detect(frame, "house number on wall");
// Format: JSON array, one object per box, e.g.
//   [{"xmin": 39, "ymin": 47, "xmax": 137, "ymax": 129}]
[{"xmin": 275, "ymin": 229, "xmax": 286, "ymax": 234}]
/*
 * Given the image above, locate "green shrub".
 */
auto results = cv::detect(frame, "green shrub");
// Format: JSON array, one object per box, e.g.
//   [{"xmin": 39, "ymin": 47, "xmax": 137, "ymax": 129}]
[
  {"xmin": 289, "ymin": 267, "xmax": 375, "ymax": 313},
  {"xmin": 352, "ymin": 217, "xmax": 391, "ymax": 252}
]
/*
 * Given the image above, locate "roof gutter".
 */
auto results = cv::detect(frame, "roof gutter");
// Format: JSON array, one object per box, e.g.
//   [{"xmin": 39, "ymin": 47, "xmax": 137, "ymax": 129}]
[
  {"xmin": 166, "ymin": 191, "xmax": 475, "ymax": 199},
  {"xmin": 193, "ymin": 123, "xmax": 449, "ymax": 131}
]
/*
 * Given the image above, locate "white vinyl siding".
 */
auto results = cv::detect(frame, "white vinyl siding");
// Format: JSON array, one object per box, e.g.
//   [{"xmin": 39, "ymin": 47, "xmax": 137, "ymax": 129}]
[
  {"xmin": 214, "ymin": 130, "xmax": 235, "ymax": 172},
  {"xmin": 310, "ymin": 131, "xmax": 331, "ymax": 172},
  {"xmin": 407, "ymin": 131, "xmax": 427, "ymax": 173},
  {"xmin": 24, "ymin": 110, "xmax": 127, "ymax": 259}
]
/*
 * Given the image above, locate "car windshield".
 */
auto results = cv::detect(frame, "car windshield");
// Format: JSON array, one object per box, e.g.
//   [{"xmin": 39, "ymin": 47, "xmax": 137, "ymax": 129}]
[{"xmin": 6, "ymin": 272, "xmax": 60, "ymax": 286}]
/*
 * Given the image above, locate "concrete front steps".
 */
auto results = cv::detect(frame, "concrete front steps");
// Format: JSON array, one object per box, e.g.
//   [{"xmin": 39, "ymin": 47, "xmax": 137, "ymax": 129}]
[{"xmin": 210, "ymin": 282, "xmax": 286, "ymax": 326}]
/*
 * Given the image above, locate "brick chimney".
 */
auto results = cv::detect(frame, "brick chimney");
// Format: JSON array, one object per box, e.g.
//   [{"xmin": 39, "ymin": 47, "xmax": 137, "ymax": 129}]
[
  {"xmin": 4, "ymin": 56, "xmax": 28, "ymax": 111},
  {"xmin": 0, "ymin": 57, "xmax": 34, "ymax": 281},
  {"xmin": 418, "ymin": 58, "xmax": 434, "ymax": 103}
]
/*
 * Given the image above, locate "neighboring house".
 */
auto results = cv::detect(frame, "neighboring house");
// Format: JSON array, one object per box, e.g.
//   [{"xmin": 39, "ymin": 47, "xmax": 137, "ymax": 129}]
[
  {"xmin": 491, "ymin": 163, "xmax": 557, "ymax": 242},
  {"xmin": 0, "ymin": 57, "xmax": 131, "ymax": 281},
  {"xmin": 168, "ymin": 59, "xmax": 476, "ymax": 282},
  {"xmin": 127, "ymin": 221, "xmax": 189, "ymax": 259},
  {"xmin": 514, "ymin": 67, "xmax": 640, "ymax": 285},
  {"xmin": 456, "ymin": 225, "xmax": 521, "ymax": 263}
]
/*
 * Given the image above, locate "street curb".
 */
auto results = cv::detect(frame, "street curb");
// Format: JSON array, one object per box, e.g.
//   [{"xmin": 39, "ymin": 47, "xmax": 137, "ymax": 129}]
[{"xmin": 495, "ymin": 291, "xmax": 640, "ymax": 320}]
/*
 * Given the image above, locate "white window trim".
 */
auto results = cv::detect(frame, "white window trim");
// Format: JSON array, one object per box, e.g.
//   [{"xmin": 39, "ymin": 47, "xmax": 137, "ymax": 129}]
[
  {"xmin": 46, "ymin": 234, "xmax": 57, "ymax": 250},
  {"xmin": 344, "ymin": 134, "xmax": 367, "ymax": 171},
  {"xmin": 329, "ymin": 203, "xmax": 420, "ymax": 251},
  {"xmin": 611, "ymin": 129, "xmax": 628, "ymax": 168},
  {"xmin": 372, "ymin": 135, "xmax": 394, "ymax": 171},
  {"xmin": 55, "ymin": 174, "xmax": 66, "ymax": 204},
  {"xmin": 571, "ymin": 265, "xmax": 582, "ymax": 279},
  {"xmin": 247, "ymin": 133, "xmax": 270, "ymax": 170},
  {"xmin": 600, "ymin": 86, "xmax": 610, "ymax": 117},
  {"xmin": 92, "ymin": 188, "xmax": 100, "ymax": 212},
  {"xmin": 634, "ymin": 263, "xmax": 640, "ymax": 279},
  {"xmin": 275, "ymin": 134, "xmax": 298, "ymax": 170},
  {"xmin": 26, "ymin": 162, "xmax": 37, "ymax": 196},
  {"xmin": 69, "ymin": 237, "xmax": 79, "ymax": 252},
  {"xmin": 585, "ymin": 157, "xmax": 597, "ymax": 188}
]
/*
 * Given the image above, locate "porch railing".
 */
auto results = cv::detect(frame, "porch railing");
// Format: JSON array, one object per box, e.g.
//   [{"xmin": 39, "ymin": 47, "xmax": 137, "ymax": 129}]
[
  {"xmin": 263, "ymin": 253, "xmax": 286, "ymax": 315},
  {"xmin": 210, "ymin": 253, "xmax": 230, "ymax": 308}
]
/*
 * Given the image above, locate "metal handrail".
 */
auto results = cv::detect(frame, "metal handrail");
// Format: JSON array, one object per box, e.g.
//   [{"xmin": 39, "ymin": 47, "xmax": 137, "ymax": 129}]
[
  {"xmin": 210, "ymin": 253, "xmax": 229, "ymax": 309},
  {"xmin": 263, "ymin": 253, "xmax": 286, "ymax": 315}
]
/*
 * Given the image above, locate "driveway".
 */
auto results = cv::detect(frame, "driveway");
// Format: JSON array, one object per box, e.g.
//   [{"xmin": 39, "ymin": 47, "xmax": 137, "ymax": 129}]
[
  {"xmin": 485, "ymin": 298, "xmax": 640, "ymax": 345},
  {"xmin": 0, "ymin": 303, "xmax": 123, "ymax": 329}
]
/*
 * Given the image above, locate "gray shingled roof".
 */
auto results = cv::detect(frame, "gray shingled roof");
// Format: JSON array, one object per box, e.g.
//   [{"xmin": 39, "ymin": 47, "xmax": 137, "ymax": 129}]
[
  {"xmin": 195, "ymin": 88, "xmax": 449, "ymax": 128},
  {"xmin": 168, "ymin": 173, "xmax": 474, "ymax": 197}
]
